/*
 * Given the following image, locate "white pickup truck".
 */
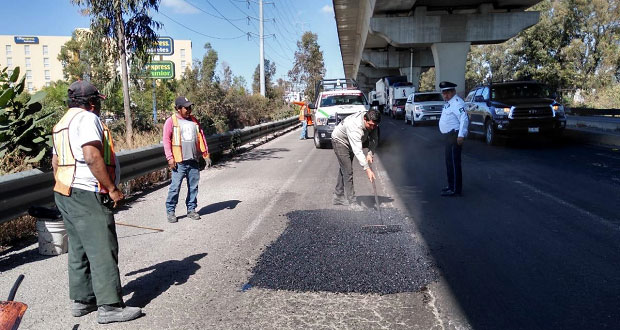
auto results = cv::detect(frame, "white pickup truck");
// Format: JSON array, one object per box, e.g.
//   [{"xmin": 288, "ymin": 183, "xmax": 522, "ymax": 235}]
[{"xmin": 308, "ymin": 79, "xmax": 370, "ymax": 149}]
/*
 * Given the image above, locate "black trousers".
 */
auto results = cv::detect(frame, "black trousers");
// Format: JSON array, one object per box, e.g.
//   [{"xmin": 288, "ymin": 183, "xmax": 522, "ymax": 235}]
[{"xmin": 444, "ymin": 130, "xmax": 463, "ymax": 194}]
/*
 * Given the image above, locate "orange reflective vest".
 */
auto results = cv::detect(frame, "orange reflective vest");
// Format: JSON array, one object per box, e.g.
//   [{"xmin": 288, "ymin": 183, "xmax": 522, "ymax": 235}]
[
  {"xmin": 294, "ymin": 101, "xmax": 313, "ymax": 125},
  {"xmin": 52, "ymin": 108, "xmax": 117, "ymax": 196},
  {"xmin": 171, "ymin": 114, "xmax": 208, "ymax": 162}
]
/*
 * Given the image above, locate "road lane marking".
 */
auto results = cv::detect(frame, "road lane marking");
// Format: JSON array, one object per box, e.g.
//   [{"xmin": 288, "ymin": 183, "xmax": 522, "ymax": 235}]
[
  {"xmin": 513, "ymin": 180, "xmax": 619, "ymax": 231},
  {"xmin": 241, "ymin": 146, "xmax": 317, "ymax": 241}
]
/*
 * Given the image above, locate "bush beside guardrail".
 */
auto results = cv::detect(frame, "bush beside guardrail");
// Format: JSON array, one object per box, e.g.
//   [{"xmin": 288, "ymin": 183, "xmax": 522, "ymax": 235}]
[{"xmin": 0, "ymin": 116, "xmax": 299, "ymax": 225}]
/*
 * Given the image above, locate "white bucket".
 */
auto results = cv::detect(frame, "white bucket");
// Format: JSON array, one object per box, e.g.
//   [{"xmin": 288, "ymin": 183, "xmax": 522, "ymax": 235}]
[{"xmin": 36, "ymin": 219, "xmax": 68, "ymax": 255}]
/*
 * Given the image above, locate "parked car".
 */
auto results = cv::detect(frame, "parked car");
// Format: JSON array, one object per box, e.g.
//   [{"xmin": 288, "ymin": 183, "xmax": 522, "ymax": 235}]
[
  {"xmin": 464, "ymin": 81, "xmax": 567, "ymax": 145},
  {"xmin": 404, "ymin": 92, "xmax": 444, "ymax": 126}
]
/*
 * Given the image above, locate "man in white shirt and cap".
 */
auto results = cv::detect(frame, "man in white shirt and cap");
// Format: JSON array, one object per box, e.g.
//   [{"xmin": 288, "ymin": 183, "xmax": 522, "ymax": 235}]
[{"xmin": 438, "ymin": 81, "xmax": 468, "ymax": 197}]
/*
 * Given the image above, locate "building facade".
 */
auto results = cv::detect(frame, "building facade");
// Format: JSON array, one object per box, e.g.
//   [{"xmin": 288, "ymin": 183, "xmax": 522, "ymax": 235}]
[{"xmin": 0, "ymin": 34, "xmax": 191, "ymax": 92}]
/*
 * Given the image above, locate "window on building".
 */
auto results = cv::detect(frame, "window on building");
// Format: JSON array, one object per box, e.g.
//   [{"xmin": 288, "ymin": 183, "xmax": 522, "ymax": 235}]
[
  {"xmin": 181, "ymin": 60, "xmax": 186, "ymax": 71},
  {"xmin": 8, "ymin": 69, "xmax": 13, "ymax": 76},
  {"xmin": 45, "ymin": 70, "xmax": 51, "ymax": 80},
  {"xmin": 26, "ymin": 70, "xmax": 32, "ymax": 80},
  {"xmin": 25, "ymin": 57, "xmax": 31, "ymax": 68},
  {"xmin": 180, "ymin": 49, "xmax": 186, "ymax": 58},
  {"xmin": 24, "ymin": 45, "xmax": 30, "ymax": 56},
  {"xmin": 43, "ymin": 58, "xmax": 50, "ymax": 68},
  {"xmin": 43, "ymin": 45, "xmax": 48, "ymax": 56},
  {"xmin": 5, "ymin": 45, "xmax": 11, "ymax": 56},
  {"xmin": 7, "ymin": 57, "xmax": 12, "ymax": 68},
  {"xmin": 45, "ymin": 81, "xmax": 51, "ymax": 87},
  {"xmin": 27, "ymin": 82, "xmax": 33, "ymax": 92}
]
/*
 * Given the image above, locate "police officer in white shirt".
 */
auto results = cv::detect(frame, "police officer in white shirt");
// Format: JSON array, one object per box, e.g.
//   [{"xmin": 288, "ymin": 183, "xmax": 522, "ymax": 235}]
[{"xmin": 438, "ymin": 81, "xmax": 468, "ymax": 197}]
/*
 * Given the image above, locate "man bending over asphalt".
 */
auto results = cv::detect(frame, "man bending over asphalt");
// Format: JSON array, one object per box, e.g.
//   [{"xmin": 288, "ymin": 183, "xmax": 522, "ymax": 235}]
[{"xmin": 331, "ymin": 109, "xmax": 380, "ymax": 210}]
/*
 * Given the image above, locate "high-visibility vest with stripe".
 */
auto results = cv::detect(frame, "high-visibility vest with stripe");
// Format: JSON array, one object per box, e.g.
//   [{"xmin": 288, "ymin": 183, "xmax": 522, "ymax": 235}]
[
  {"xmin": 171, "ymin": 114, "xmax": 208, "ymax": 162},
  {"xmin": 52, "ymin": 108, "xmax": 117, "ymax": 196}
]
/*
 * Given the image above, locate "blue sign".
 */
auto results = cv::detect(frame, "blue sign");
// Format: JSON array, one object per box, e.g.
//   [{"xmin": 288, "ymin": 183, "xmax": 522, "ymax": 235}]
[
  {"xmin": 14, "ymin": 36, "xmax": 39, "ymax": 44},
  {"xmin": 147, "ymin": 37, "xmax": 174, "ymax": 55}
]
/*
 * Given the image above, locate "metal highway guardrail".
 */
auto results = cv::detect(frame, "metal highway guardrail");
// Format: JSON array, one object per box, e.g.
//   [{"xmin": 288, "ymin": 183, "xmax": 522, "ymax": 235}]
[
  {"xmin": 567, "ymin": 107, "xmax": 620, "ymax": 117},
  {"xmin": 0, "ymin": 116, "xmax": 299, "ymax": 225}
]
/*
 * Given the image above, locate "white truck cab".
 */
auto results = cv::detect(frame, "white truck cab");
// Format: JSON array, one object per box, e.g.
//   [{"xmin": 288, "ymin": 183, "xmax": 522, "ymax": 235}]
[{"xmin": 308, "ymin": 79, "xmax": 369, "ymax": 149}]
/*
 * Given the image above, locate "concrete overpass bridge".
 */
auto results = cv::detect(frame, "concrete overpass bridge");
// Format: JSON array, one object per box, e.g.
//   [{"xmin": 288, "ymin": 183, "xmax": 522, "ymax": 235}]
[{"xmin": 333, "ymin": 0, "xmax": 543, "ymax": 95}]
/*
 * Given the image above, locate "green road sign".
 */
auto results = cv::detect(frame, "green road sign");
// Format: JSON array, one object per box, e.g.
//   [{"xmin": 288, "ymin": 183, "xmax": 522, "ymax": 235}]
[{"xmin": 144, "ymin": 61, "xmax": 175, "ymax": 79}]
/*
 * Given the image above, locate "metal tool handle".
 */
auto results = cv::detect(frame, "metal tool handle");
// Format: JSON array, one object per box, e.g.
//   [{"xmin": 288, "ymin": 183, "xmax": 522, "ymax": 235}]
[
  {"xmin": 371, "ymin": 179, "xmax": 383, "ymax": 223},
  {"xmin": 7, "ymin": 274, "xmax": 24, "ymax": 301}
]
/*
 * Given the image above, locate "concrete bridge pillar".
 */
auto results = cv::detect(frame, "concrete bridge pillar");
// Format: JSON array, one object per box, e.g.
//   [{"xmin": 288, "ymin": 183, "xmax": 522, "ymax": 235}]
[
  {"xmin": 399, "ymin": 66, "xmax": 422, "ymax": 91},
  {"xmin": 431, "ymin": 42, "xmax": 471, "ymax": 96}
]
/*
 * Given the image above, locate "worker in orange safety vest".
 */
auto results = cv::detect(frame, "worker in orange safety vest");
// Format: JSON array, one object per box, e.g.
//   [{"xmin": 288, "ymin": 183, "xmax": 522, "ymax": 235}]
[{"xmin": 295, "ymin": 101, "xmax": 313, "ymax": 140}]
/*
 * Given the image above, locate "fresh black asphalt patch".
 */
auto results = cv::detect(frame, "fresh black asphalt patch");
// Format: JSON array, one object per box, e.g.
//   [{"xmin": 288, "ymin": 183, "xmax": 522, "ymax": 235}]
[{"xmin": 247, "ymin": 208, "xmax": 438, "ymax": 294}]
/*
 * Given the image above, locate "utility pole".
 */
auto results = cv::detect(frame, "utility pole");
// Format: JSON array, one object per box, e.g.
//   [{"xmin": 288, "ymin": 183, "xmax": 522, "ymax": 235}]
[{"xmin": 259, "ymin": 0, "xmax": 266, "ymax": 96}]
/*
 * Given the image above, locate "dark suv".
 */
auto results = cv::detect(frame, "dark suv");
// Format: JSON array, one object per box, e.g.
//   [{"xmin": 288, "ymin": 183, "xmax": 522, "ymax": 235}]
[{"xmin": 465, "ymin": 81, "xmax": 567, "ymax": 145}]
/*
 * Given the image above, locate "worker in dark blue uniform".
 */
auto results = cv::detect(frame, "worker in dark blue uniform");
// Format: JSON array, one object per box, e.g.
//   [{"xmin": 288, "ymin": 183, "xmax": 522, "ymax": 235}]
[{"xmin": 438, "ymin": 81, "xmax": 468, "ymax": 197}]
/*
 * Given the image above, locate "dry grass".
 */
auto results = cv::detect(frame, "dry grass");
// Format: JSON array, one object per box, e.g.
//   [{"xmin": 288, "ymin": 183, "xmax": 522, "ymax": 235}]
[
  {"xmin": 113, "ymin": 126, "xmax": 163, "ymax": 151},
  {"xmin": 0, "ymin": 215, "xmax": 37, "ymax": 252}
]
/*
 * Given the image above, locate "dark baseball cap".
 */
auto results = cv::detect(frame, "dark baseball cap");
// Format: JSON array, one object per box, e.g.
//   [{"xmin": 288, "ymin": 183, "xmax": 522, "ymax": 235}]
[
  {"xmin": 68, "ymin": 80, "xmax": 106, "ymax": 99},
  {"xmin": 175, "ymin": 96, "xmax": 193, "ymax": 108}
]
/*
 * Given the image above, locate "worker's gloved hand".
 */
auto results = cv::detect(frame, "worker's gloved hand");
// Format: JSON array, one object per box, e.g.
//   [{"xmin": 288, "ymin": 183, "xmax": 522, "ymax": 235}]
[{"xmin": 199, "ymin": 155, "xmax": 212, "ymax": 170}]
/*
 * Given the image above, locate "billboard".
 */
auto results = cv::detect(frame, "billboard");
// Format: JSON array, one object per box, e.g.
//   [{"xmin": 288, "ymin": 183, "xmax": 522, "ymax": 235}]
[
  {"xmin": 143, "ymin": 61, "xmax": 175, "ymax": 79},
  {"xmin": 14, "ymin": 36, "xmax": 39, "ymax": 44},
  {"xmin": 147, "ymin": 37, "xmax": 174, "ymax": 56}
]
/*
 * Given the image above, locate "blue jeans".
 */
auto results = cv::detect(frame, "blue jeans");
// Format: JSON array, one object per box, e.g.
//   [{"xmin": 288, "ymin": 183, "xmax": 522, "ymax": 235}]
[
  {"xmin": 166, "ymin": 159, "xmax": 200, "ymax": 214},
  {"xmin": 300, "ymin": 120, "xmax": 308, "ymax": 139}
]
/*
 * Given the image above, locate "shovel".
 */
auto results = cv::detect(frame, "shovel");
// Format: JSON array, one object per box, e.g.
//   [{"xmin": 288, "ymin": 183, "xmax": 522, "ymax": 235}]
[
  {"xmin": 361, "ymin": 169, "xmax": 402, "ymax": 234},
  {"xmin": 0, "ymin": 274, "xmax": 28, "ymax": 330}
]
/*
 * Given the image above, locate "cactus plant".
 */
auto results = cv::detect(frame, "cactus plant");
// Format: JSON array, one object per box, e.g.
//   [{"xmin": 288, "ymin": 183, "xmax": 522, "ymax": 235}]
[{"xmin": 0, "ymin": 66, "xmax": 52, "ymax": 164}]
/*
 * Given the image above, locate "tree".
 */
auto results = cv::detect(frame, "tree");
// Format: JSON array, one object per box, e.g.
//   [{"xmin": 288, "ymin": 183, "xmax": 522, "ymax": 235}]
[
  {"xmin": 220, "ymin": 61, "xmax": 233, "ymax": 91},
  {"xmin": 252, "ymin": 59, "xmax": 276, "ymax": 97},
  {"xmin": 465, "ymin": 0, "xmax": 620, "ymax": 106},
  {"xmin": 71, "ymin": 0, "xmax": 162, "ymax": 148},
  {"xmin": 288, "ymin": 32, "xmax": 326, "ymax": 103}
]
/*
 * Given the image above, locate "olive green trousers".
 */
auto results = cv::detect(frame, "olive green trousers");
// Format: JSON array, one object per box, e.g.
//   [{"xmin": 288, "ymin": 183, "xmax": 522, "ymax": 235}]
[{"xmin": 54, "ymin": 189, "xmax": 122, "ymax": 305}]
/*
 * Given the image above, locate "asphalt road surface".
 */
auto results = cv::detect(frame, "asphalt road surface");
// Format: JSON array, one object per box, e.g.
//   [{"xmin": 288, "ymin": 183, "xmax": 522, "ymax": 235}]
[{"xmin": 1, "ymin": 118, "xmax": 618, "ymax": 329}]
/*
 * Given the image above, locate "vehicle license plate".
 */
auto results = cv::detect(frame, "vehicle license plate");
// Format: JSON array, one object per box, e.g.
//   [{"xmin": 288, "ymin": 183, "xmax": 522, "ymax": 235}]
[
  {"xmin": 528, "ymin": 127, "xmax": 539, "ymax": 133},
  {"xmin": 429, "ymin": 116, "xmax": 436, "ymax": 120}
]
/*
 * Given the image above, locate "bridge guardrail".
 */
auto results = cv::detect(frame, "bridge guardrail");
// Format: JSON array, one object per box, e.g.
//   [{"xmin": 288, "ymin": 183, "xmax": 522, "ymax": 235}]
[{"xmin": 0, "ymin": 116, "xmax": 299, "ymax": 225}]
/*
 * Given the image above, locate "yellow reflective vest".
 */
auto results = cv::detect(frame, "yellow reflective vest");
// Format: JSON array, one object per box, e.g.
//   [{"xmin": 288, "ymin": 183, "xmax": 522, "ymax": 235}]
[
  {"xmin": 171, "ymin": 114, "xmax": 208, "ymax": 162},
  {"xmin": 52, "ymin": 108, "xmax": 117, "ymax": 196}
]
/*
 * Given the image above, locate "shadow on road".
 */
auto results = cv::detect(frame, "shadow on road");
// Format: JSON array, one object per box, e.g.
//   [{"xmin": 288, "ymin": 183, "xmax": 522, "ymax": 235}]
[
  {"xmin": 356, "ymin": 195, "xmax": 394, "ymax": 209},
  {"xmin": 122, "ymin": 252, "xmax": 207, "ymax": 308},
  {"xmin": 247, "ymin": 208, "xmax": 437, "ymax": 294},
  {"xmin": 0, "ymin": 238, "xmax": 56, "ymax": 273},
  {"xmin": 198, "ymin": 200, "xmax": 241, "ymax": 216},
  {"xmin": 214, "ymin": 148, "xmax": 291, "ymax": 168},
  {"xmin": 377, "ymin": 120, "xmax": 620, "ymax": 329}
]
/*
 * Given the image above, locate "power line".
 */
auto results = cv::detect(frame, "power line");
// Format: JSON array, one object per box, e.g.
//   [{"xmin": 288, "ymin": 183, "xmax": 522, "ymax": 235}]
[
  {"xmin": 203, "ymin": 0, "xmax": 253, "ymax": 35},
  {"xmin": 159, "ymin": 11, "xmax": 248, "ymax": 40},
  {"xmin": 186, "ymin": 0, "xmax": 247, "ymax": 21}
]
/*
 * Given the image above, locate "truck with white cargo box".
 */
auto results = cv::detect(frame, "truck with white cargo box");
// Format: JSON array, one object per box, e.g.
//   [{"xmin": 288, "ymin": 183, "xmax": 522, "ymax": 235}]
[
  {"xmin": 375, "ymin": 76, "xmax": 408, "ymax": 115},
  {"xmin": 388, "ymin": 82, "xmax": 415, "ymax": 119}
]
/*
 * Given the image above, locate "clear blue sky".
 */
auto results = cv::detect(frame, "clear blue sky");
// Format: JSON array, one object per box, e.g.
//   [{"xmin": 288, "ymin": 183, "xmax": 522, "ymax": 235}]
[{"xmin": 0, "ymin": 0, "xmax": 344, "ymax": 89}]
